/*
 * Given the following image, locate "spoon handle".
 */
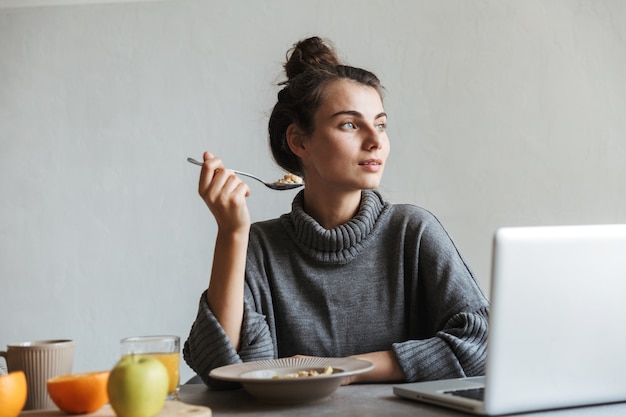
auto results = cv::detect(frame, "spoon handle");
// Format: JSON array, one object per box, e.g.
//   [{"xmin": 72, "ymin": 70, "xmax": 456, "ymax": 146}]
[
  {"xmin": 186, "ymin": 158, "xmax": 258, "ymax": 179},
  {"xmin": 187, "ymin": 157, "xmax": 203, "ymax": 167}
]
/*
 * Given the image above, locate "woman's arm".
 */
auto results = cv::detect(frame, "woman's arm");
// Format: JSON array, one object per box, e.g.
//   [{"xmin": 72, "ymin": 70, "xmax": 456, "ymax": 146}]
[
  {"xmin": 198, "ymin": 151, "xmax": 251, "ymax": 350},
  {"xmin": 344, "ymin": 350, "xmax": 404, "ymax": 384},
  {"xmin": 341, "ymin": 307, "xmax": 488, "ymax": 385},
  {"xmin": 207, "ymin": 230, "xmax": 248, "ymax": 350}
]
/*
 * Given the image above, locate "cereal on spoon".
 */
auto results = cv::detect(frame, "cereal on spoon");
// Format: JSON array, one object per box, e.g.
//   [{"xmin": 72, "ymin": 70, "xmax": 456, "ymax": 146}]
[{"xmin": 273, "ymin": 172, "xmax": 303, "ymax": 185}]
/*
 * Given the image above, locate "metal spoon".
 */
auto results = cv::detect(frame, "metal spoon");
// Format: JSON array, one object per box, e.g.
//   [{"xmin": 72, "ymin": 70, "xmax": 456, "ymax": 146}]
[{"xmin": 187, "ymin": 158, "xmax": 303, "ymax": 191}]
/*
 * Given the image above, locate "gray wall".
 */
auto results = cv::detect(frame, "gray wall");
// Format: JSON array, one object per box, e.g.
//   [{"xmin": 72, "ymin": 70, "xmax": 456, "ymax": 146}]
[{"xmin": 2, "ymin": 0, "xmax": 625, "ymax": 382}]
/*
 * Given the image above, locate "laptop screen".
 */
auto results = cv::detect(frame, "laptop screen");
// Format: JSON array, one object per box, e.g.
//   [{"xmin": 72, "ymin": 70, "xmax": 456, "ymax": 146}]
[{"xmin": 484, "ymin": 224, "xmax": 626, "ymax": 414}]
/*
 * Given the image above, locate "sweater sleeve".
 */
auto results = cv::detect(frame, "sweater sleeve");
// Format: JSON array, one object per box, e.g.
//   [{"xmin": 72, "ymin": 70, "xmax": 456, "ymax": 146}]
[
  {"xmin": 182, "ymin": 290, "xmax": 275, "ymax": 389},
  {"xmin": 390, "ymin": 206, "xmax": 490, "ymax": 382},
  {"xmin": 392, "ymin": 307, "xmax": 489, "ymax": 381}
]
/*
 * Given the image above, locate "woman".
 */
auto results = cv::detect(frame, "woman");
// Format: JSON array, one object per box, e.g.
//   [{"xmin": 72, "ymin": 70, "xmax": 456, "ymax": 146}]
[{"xmin": 184, "ymin": 36, "xmax": 489, "ymax": 388}]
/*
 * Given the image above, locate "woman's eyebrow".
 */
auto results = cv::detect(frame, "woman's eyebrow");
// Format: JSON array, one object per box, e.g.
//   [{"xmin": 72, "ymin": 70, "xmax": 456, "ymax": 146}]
[{"xmin": 330, "ymin": 110, "xmax": 387, "ymax": 119}]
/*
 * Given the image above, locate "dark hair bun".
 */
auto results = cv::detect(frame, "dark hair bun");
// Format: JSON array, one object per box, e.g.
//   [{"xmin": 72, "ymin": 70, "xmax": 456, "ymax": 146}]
[{"xmin": 283, "ymin": 37, "xmax": 340, "ymax": 82}]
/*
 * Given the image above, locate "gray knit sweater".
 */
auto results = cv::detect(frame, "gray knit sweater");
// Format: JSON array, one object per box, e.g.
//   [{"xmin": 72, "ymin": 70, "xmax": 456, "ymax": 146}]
[{"xmin": 184, "ymin": 190, "xmax": 489, "ymax": 388}]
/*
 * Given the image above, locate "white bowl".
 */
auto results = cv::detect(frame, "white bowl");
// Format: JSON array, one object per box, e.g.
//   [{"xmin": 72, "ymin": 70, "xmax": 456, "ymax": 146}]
[{"xmin": 209, "ymin": 357, "xmax": 374, "ymax": 404}]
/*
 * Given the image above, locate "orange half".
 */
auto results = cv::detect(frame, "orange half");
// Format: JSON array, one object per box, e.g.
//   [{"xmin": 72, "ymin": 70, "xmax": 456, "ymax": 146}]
[{"xmin": 47, "ymin": 370, "xmax": 110, "ymax": 414}]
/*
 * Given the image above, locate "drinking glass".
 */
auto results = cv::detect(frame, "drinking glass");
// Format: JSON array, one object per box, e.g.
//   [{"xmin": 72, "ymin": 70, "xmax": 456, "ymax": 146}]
[{"xmin": 120, "ymin": 335, "xmax": 180, "ymax": 400}]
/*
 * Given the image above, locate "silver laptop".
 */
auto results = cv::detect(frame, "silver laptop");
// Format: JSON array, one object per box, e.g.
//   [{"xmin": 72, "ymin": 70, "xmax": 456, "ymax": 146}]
[{"xmin": 394, "ymin": 224, "xmax": 626, "ymax": 415}]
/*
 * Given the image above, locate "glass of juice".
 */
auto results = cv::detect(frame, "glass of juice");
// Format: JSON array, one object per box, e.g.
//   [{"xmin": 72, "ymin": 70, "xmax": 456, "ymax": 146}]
[{"xmin": 120, "ymin": 335, "xmax": 180, "ymax": 400}]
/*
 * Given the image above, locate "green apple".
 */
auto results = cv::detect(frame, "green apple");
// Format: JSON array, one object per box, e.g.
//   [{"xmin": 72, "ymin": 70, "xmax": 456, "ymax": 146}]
[{"xmin": 107, "ymin": 354, "xmax": 169, "ymax": 417}]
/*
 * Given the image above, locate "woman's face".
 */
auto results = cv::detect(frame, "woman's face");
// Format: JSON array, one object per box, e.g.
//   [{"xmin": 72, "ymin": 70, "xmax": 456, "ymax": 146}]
[{"xmin": 298, "ymin": 79, "xmax": 389, "ymax": 192}]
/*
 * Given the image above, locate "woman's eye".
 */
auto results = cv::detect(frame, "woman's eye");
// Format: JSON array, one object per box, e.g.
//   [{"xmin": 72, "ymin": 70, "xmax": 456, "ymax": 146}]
[
  {"xmin": 376, "ymin": 123, "xmax": 387, "ymax": 132},
  {"xmin": 341, "ymin": 122, "xmax": 355, "ymax": 129}
]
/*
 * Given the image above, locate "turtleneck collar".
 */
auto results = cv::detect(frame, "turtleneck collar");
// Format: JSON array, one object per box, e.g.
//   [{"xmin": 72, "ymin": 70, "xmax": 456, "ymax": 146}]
[{"xmin": 280, "ymin": 189, "xmax": 389, "ymax": 264}]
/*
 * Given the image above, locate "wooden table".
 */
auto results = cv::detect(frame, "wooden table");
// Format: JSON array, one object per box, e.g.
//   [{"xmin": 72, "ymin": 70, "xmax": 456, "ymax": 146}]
[{"xmin": 179, "ymin": 383, "xmax": 626, "ymax": 417}]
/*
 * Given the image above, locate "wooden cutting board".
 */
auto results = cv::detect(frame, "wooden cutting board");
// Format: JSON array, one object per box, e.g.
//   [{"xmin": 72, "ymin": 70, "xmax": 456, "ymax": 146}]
[{"xmin": 21, "ymin": 401, "xmax": 212, "ymax": 417}]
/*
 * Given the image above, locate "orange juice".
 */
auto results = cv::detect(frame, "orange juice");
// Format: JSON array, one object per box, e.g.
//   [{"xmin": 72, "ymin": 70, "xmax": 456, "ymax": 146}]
[{"xmin": 129, "ymin": 352, "xmax": 180, "ymax": 394}]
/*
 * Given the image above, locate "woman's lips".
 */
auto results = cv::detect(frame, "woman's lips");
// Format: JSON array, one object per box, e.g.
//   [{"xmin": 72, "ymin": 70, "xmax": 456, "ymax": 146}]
[
  {"xmin": 358, "ymin": 159, "xmax": 383, "ymax": 172},
  {"xmin": 358, "ymin": 159, "xmax": 382, "ymax": 166}
]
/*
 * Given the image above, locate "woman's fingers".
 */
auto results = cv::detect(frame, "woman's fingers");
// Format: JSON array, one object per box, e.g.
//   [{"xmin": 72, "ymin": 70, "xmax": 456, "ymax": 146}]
[
  {"xmin": 196, "ymin": 151, "xmax": 251, "ymax": 232},
  {"xmin": 198, "ymin": 152, "xmax": 223, "ymax": 196}
]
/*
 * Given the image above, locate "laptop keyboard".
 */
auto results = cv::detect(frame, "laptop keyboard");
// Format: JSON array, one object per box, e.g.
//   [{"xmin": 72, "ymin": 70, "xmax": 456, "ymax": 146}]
[{"xmin": 444, "ymin": 387, "xmax": 485, "ymax": 401}]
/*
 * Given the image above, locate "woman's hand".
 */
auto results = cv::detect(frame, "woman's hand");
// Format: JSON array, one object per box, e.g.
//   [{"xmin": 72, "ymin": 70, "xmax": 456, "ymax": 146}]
[{"xmin": 198, "ymin": 151, "xmax": 251, "ymax": 234}]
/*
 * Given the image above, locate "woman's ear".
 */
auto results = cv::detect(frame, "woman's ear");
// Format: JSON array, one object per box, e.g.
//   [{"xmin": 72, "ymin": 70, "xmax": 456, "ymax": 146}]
[{"xmin": 286, "ymin": 124, "xmax": 307, "ymax": 157}]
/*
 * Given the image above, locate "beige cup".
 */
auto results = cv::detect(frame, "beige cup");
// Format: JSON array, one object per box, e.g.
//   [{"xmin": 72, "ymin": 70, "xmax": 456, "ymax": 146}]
[{"xmin": 0, "ymin": 339, "xmax": 74, "ymax": 410}]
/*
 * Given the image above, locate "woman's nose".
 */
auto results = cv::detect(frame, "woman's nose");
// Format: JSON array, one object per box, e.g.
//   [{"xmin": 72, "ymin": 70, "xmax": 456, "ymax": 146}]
[{"xmin": 363, "ymin": 126, "xmax": 384, "ymax": 149}]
